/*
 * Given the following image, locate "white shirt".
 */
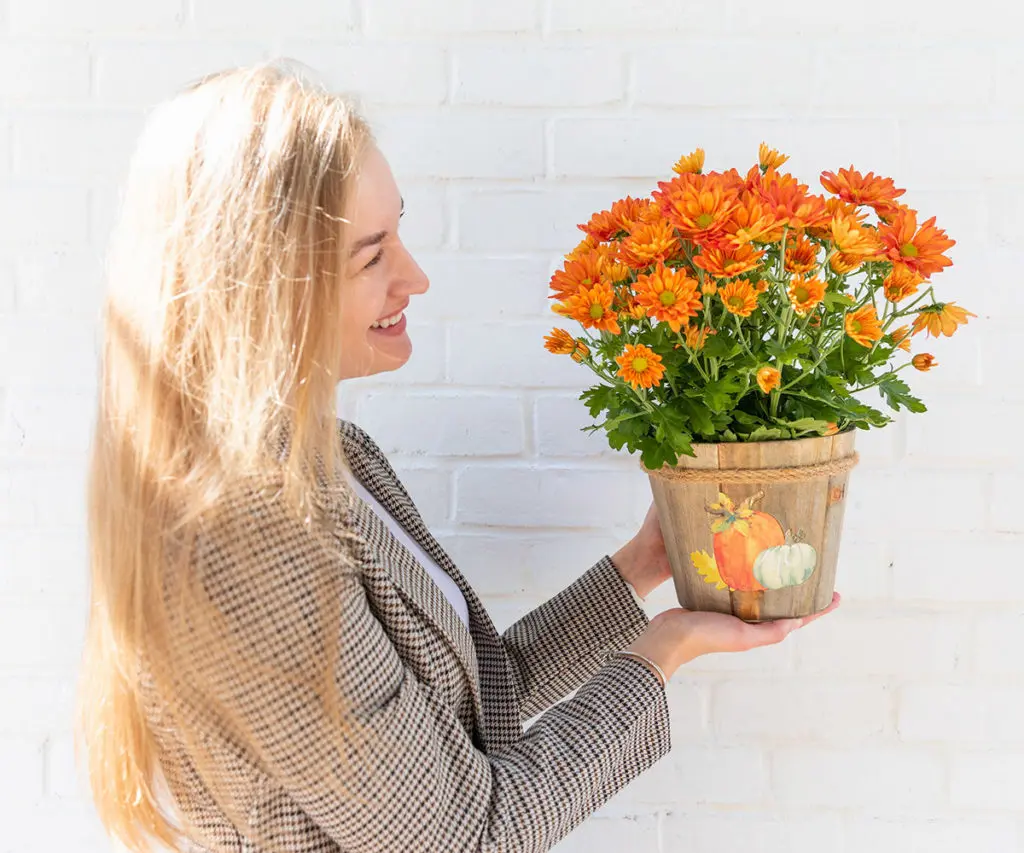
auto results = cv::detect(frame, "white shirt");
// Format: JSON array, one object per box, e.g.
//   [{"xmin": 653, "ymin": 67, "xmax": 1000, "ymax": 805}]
[{"xmin": 344, "ymin": 470, "xmax": 470, "ymax": 628}]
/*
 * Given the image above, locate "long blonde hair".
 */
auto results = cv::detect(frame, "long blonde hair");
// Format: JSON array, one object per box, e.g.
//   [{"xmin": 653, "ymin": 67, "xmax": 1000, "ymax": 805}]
[{"xmin": 77, "ymin": 61, "xmax": 374, "ymax": 852}]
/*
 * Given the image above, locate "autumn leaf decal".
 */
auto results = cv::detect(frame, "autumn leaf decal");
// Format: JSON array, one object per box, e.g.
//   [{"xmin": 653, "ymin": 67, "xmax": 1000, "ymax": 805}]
[{"xmin": 691, "ymin": 549, "xmax": 727, "ymax": 590}]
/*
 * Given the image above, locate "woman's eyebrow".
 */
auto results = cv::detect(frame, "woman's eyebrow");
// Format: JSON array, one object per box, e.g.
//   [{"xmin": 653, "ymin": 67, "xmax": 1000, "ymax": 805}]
[{"xmin": 349, "ymin": 229, "xmax": 388, "ymax": 256}]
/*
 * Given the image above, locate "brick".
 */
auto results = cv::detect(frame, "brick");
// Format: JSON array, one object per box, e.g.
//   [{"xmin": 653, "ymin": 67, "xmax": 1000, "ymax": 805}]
[
  {"xmin": 3, "ymin": 798, "xmax": 111, "ymax": 853},
  {"xmin": 666, "ymin": 746, "xmax": 769, "ymax": 806},
  {"xmin": 892, "ymin": 535, "xmax": 1024, "ymax": 602},
  {"xmin": 685, "ymin": 636, "xmax": 795, "ymax": 675},
  {"xmin": 551, "ymin": 815, "xmax": 658, "ymax": 852},
  {"xmin": 193, "ymin": 0, "xmax": 355, "ymax": 32},
  {"xmin": 364, "ymin": 0, "xmax": 539, "ymax": 35},
  {"xmin": 552, "ymin": 116, "xmax": 900, "ymax": 181},
  {"xmin": 976, "ymin": 613, "xmax": 1024, "ymax": 676},
  {"xmin": 712, "ymin": 680, "xmax": 891, "ymax": 742},
  {"xmin": 0, "ymin": 528, "xmax": 88, "ymax": 599},
  {"xmin": 843, "ymin": 817, "xmax": 1019, "ymax": 853},
  {"xmin": 0, "ymin": 187, "xmax": 90, "ymax": 248},
  {"xmin": 951, "ymin": 751, "xmax": 1024, "ymax": 810},
  {"xmin": 276, "ymin": 42, "xmax": 446, "ymax": 106},
  {"xmin": 357, "ymin": 392, "xmax": 524, "ymax": 456},
  {"xmin": 898, "ymin": 685, "xmax": 1024, "ymax": 745},
  {"xmin": 905, "ymin": 396, "xmax": 1024, "ymax": 463},
  {"xmin": 93, "ymin": 41, "xmax": 268, "ymax": 107},
  {"xmin": 374, "ymin": 113, "xmax": 544, "ymax": 179},
  {"xmin": 792, "ymin": 611, "xmax": 968, "ymax": 676},
  {"xmin": 831, "ymin": 535, "xmax": 891, "ymax": 601},
  {"xmin": 382, "ymin": 464, "xmax": 451, "ymax": 528},
  {"xmin": 548, "ymin": 0, "xmax": 721, "ymax": 32},
  {"xmin": 0, "ymin": 41, "xmax": 90, "ymax": 102},
  {"xmin": 534, "ymin": 395, "xmax": 621, "ymax": 459},
  {"xmin": 15, "ymin": 250, "xmax": 105, "ymax": 314},
  {"xmin": 447, "ymin": 322, "xmax": 593, "ymax": 388},
  {"xmin": 0, "ymin": 737, "xmax": 45, "ymax": 806},
  {"xmin": 844, "ymin": 469, "xmax": 986, "ymax": 534},
  {"xmin": 662, "ymin": 811, "xmax": 844, "ymax": 853},
  {"xmin": 980, "ymin": 326, "xmax": 1024, "ymax": 392},
  {"xmin": 455, "ymin": 466, "xmax": 648, "ymax": 529},
  {"xmin": 0, "ymin": 387, "xmax": 95, "ymax": 459},
  {"xmin": 0, "ymin": 675, "xmax": 75, "ymax": 735},
  {"xmin": 413, "ymin": 254, "xmax": 551, "ymax": 321},
  {"xmin": 455, "ymin": 47, "xmax": 624, "ymax": 107},
  {"xmin": 0, "ymin": 260, "xmax": 14, "ymax": 311},
  {"xmin": 992, "ymin": 471, "xmax": 1024, "ymax": 532},
  {"xmin": 773, "ymin": 747, "xmax": 945, "ymax": 809},
  {"xmin": 457, "ymin": 187, "xmax": 642, "ymax": 252},
  {"xmin": 900, "ymin": 119, "xmax": 1024, "ymax": 186},
  {"xmin": 11, "ymin": 112, "xmax": 143, "ymax": 181},
  {"xmin": 0, "ymin": 598, "xmax": 87, "ymax": 670},
  {"xmin": 9, "ymin": 0, "xmax": 183, "ymax": 33},
  {"xmin": 432, "ymin": 531, "xmax": 627, "ymax": 598},
  {"xmin": 0, "ymin": 312, "xmax": 100, "ymax": 390},
  {"xmin": 633, "ymin": 41, "xmax": 814, "ymax": 108},
  {"xmin": 0, "ymin": 462, "xmax": 88, "ymax": 528}
]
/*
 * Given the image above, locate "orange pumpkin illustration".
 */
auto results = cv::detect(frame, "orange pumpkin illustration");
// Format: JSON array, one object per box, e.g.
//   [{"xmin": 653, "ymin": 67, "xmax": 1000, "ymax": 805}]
[{"xmin": 706, "ymin": 490, "xmax": 785, "ymax": 591}]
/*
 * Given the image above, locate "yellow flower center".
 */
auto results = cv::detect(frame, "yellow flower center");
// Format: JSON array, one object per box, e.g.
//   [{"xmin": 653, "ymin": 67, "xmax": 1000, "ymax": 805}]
[
  {"xmin": 795, "ymin": 287, "xmax": 809, "ymax": 302},
  {"xmin": 632, "ymin": 357, "xmax": 648, "ymax": 372},
  {"xmin": 728, "ymin": 296, "xmax": 744, "ymax": 309},
  {"xmin": 589, "ymin": 303, "xmax": 604, "ymax": 319},
  {"xmin": 696, "ymin": 213, "xmax": 715, "ymax": 228},
  {"xmin": 900, "ymin": 242, "xmax": 919, "ymax": 258},
  {"xmin": 659, "ymin": 290, "xmax": 677, "ymax": 306},
  {"xmin": 849, "ymin": 320, "xmax": 862, "ymax": 334}
]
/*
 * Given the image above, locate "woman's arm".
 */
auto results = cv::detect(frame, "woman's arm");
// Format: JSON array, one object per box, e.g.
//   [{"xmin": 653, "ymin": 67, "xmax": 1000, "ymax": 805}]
[{"xmin": 183, "ymin": 495, "xmax": 671, "ymax": 853}]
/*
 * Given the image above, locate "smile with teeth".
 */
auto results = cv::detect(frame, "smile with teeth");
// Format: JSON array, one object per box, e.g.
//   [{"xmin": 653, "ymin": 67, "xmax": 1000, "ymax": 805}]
[{"xmin": 371, "ymin": 309, "xmax": 404, "ymax": 329}]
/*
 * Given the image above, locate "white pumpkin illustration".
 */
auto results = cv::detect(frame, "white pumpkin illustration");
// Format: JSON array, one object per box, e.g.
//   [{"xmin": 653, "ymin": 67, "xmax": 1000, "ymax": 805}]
[{"xmin": 752, "ymin": 530, "xmax": 817, "ymax": 590}]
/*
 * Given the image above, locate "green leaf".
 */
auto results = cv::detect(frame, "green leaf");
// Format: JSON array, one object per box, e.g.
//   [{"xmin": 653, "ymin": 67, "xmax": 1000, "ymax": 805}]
[
  {"xmin": 878, "ymin": 375, "xmax": 927, "ymax": 414},
  {"xmin": 823, "ymin": 291, "xmax": 857, "ymax": 310},
  {"xmin": 747, "ymin": 425, "xmax": 787, "ymax": 441}
]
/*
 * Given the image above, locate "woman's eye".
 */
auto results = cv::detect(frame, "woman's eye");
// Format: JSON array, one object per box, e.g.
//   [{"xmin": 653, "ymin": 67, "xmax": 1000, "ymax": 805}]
[{"xmin": 364, "ymin": 248, "xmax": 384, "ymax": 270}]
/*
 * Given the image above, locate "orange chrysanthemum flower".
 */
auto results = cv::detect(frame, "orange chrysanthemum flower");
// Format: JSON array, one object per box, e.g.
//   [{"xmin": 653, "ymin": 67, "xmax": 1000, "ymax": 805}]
[
  {"xmin": 829, "ymin": 252, "xmax": 870, "ymax": 275},
  {"xmin": 807, "ymin": 197, "xmax": 865, "ymax": 241},
  {"xmin": 756, "ymin": 365, "xmax": 781, "ymax": 394},
  {"xmin": 830, "ymin": 212, "xmax": 884, "ymax": 258},
  {"xmin": 911, "ymin": 302, "xmax": 976, "ymax": 338},
  {"xmin": 633, "ymin": 263, "xmax": 702, "ymax": 333},
  {"xmin": 549, "ymin": 251, "xmax": 604, "ymax": 300},
  {"xmin": 578, "ymin": 196, "xmax": 658, "ymax": 241},
  {"xmin": 543, "ymin": 328, "xmax": 590, "ymax": 362},
  {"xmin": 756, "ymin": 168, "xmax": 831, "ymax": 233},
  {"xmin": 618, "ymin": 218, "xmax": 682, "ymax": 269},
  {"xmin": 883, "ymin": 265, "xmax": 924, "ymax": 303},
  {"xmin": 890, "ymin": 324, "xmax": 913, "ymax": 352},
  {"xmin": 787, "ymin": 275, "xmax": 826, "ymax": 316},
  {"xmin": 727, "ymin": 191, "xmax": 786, "ymax": 245},
  {"xmin": 615, "ymin": 343, "xmax": 665, "ymax": 389},
  {"xmin": 719, "ymin": 279, "xmax": 759, "ymax": 317},
  {"xmin": 552, "ymin": 281, "xmax": 622, "ymax": 335},
  {"xmin": 878, "ymin": 208, "xmax": 956, "ymax": 279},
  {"xmin": 684, "ymin": 325, "xmax": 714, "ymax": 350},
  {"xmin": 912, "ymin": 353, "xmax": 938, "ymax": 371},
  {"xmin": 653, "ymin": 173, "xmax": 741, "ymax": 246},
  {"xmin": 543, "ymin": 328, "xmax": 576, "ymax": 355},
  {"xmin": 820, "ymin": 166, "xmax": 907, "ymax": 221},
  {"xmin": 784, "ymin": 236, "xmax": 820, "ymax": 274},
  {"xmin": 759, "ymin": 143, "xmax": 789, "ymax": 171},
  {"xmin": 823, "ymin": 422, "xmax": 840, "ymax": 436},
  {"xmin": 701, "ymin": 280, "xmax": 718, "ymax": 296},
  {"xmin": 673, "ymin": 148, "xmax": 705, "ymax": 175},
  {"xmin": 845, "ymin": 304, "xmax": 884, "ymax": 348},
  {"xmin": 691, "ymin": 243, "xmax": 766, "ymax": 278}
]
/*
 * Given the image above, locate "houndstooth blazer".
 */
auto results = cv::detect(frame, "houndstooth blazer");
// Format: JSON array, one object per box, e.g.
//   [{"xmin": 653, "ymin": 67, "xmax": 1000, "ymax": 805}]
[{"xmin": 149, "ymin": 417, "xmax": 672, "ymax": 852}]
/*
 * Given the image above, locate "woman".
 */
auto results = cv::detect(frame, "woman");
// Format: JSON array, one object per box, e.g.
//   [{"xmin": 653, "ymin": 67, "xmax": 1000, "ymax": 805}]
[{"xmin": 76, "ymin": 62, "xmax": 839, "ymax": 853}]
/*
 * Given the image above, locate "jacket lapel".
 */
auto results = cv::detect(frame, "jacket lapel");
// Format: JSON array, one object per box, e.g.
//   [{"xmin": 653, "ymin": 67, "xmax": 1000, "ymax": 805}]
[{"xmin": 335, "ymin": 419, "xmax": 495, "ymax": 742}]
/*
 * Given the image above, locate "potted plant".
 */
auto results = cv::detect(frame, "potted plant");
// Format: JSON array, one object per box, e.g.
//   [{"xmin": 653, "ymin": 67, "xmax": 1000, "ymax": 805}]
[{"xmin": 544, "ymin": 144, "xmax": 970, "ymax": 621}]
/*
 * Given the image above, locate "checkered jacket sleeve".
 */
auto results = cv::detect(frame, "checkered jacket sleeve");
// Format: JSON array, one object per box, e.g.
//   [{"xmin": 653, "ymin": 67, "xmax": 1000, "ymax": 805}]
[
  {"xmin": 501, "ymin": 553, "xmax": 653, "ymax": 722},
  {"xmin": 182, "ymin": 489, "xmax": 672, "ymax": 853}
]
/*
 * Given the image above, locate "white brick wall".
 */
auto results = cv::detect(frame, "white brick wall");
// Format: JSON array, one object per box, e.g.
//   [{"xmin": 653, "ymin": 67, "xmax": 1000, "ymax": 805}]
[{"xmin": 2, "ymin": 1, "xmax": 1021, "ymax": 850}]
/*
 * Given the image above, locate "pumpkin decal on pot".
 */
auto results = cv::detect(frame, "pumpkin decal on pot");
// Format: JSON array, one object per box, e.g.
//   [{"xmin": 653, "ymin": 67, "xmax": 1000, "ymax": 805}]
[
  {"xmin": 705, "ymin": 491, "xmax": 785, "ymax": 592},
  {"xmin": 752, "ymin": 531, "xmax": 818, "ymax": 590}
]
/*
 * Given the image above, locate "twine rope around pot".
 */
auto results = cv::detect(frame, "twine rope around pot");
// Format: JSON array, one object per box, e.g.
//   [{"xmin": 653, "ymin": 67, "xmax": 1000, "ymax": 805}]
[{"xmin": 640, "ymin": 451, "xmax": 859, "ymax": 483}]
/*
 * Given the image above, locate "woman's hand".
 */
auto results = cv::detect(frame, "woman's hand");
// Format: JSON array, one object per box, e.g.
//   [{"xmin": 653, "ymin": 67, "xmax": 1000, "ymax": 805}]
[
  {"xmin": 627, "ymin": 592, "xmax": 842, "ymax": 681},
  {"xmin": 611, "ymin": 501, "xmax": 674, "ymax": 599}
]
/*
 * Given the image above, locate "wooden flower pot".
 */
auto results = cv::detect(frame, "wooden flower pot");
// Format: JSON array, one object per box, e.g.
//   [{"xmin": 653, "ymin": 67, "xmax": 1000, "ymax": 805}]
[{"xmin": 641, "ymin": 431, "xmax": 858, "ymax": 622}]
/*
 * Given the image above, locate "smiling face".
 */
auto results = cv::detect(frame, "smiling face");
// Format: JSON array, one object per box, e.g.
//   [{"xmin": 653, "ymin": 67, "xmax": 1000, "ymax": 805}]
[{"xmin": 337, "ymin": 145, "xmax": 429, "ymax": 381}]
